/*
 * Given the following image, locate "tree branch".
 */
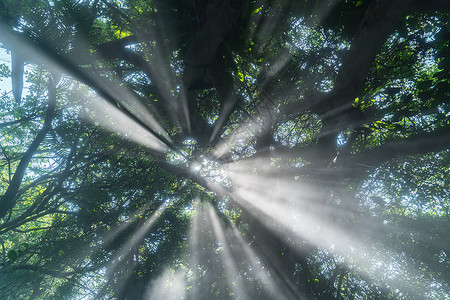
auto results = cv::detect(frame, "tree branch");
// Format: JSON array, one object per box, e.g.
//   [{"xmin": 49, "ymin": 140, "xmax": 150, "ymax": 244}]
[
  {"xmin": 0, "ymin": 113, "xmax": 38, "ymax": 128},
  {"xmin": 0, "ymin": 24, "xmax": 176, "ymax": 154},
  {"xmin": 281, "ymin": 0, "xmax": 416, "ymax": 165},
  {"xmin": 351, "ymin": 125, "xmax": 450, "ymax": 167},
  {"xmin": 9, "ymin": 264, "xmax": 77, "ymax": 278},
  {"xmin": 0, "ymin": 78, "xmax": 57, "ymax": 218}
]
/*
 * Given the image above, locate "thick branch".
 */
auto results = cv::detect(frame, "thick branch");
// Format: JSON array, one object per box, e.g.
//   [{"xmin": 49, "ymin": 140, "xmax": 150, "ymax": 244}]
[
  {"xmin": 11, "ymin": 51, "xmax": 24, "ymax": 103},
  {"xmin": 152, "ymin": 154, "xmax": 314, "ymax": 298},
  {"xmin": 10, "ymin": 264, "xmax": 78, "ymax": 278},
  {"xmin": 0, "ymin": 24, "xmax": 175, "ymax": 153},
  {"xmin": 282, "ymin": 0, "xmax": 415, "ymax": 165},
  {"xmin": 351, "ymin": 126, "xmax": 450, "ymax": 167},
  {"xmin": 67, "ymin": 34, "xmax": 154, "ymax": 65},
  {"xmin": 0, "ymin": 79, "xmax": 57, "ymax": 218},
  {"xmin": 0, "ymin": 113, "xmax": 38, "ymax": 127},
  {"xmin": 283, "ymin": 0, "xmax": 414, "ymax": 118}
]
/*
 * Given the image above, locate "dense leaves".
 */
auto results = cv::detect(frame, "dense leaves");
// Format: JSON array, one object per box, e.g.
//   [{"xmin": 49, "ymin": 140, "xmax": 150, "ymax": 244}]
[{"xmin": 0, "ymin": 0, "xmax": 449, "ymax": 299}]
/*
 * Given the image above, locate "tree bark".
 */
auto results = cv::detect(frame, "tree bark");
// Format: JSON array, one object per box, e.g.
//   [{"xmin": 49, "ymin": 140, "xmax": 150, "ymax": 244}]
[{"xmin": 0, "ymin": 78, "xmax": 57, "ymax": 218}]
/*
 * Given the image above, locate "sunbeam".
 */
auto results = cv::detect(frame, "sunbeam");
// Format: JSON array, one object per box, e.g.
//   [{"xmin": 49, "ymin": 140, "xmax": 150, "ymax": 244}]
[
  {"xmin": 226, "ymin": 159, "xmax": 427, "ymax": 297},
  {"xmin": 145, "ymin": 268, "xmax": 187, "ymax": 300},
  {"xmin": 97, "ymin": 201, "xmax": 169, "ymax": 296},
  {"xmin": 78, "ymin": 93, "xmax": 168, "ymax": 152},
  {"xmin": 208, "ymin": 205, "xmax": 247, "ymax": 300},
  {"xmin": 1, "ymin": 1, "xmax": 448, "ymax": 299}
]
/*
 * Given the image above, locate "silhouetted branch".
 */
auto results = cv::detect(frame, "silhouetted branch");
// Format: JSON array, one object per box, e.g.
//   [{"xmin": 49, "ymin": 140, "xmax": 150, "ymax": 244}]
[
  {"xmin": 0, "ymin": 78, "xmax": 57, "ymax": 218},
  {"xmin": 0, "ymin": 113, "xmax": 38, "ymax": 128},
  {"xmin": 351, "ymin": 125, "xmax": 450, "ymax": 167},
  {"xmin": 281, "ymin": 0, "xmax": 416, "ymax": 165},
  {"xmin": 0, "ymin": 24, "xmax": 176, "ymax": 154},
  {"xmin": 10, "ymin": 264, "xmax": 77, "ymax": 278}
]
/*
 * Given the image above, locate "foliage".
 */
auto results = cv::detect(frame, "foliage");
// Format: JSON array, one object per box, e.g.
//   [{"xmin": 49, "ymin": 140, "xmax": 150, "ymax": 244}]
[{"xmin": 0, "ymin": 0, "xmax": 449, "ymax": 299}]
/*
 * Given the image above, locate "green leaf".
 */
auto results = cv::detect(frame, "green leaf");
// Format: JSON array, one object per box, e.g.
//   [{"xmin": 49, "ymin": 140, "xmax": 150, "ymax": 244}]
[
  {"xmin": 417, "ymin": 80, "xmax": 433, "ymax": 91},
  {"xmin": 418, "ymin": 90, "xmax": 433, "ymax": 101},
  {"xmin": 237, "ymin": 71, "xmax": 244, "ymax": 82},
  {"xmin": 438, "ymin": 58, "xmax": 450, "ymax": 71},
  {"xmin": 0, "ymin": 63, "xmax": 10, "ymax": 78},
  {"xmin": 7, "ymin": 249, "xmax": 18, "ymax": 262}
]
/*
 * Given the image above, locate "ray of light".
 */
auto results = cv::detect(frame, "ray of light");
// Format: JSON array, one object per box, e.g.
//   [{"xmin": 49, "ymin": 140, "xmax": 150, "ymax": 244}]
[
  {"xmin": 212, "ymin": 117, "xmax": 262, "ymax": 160},
  {"xmin": 212, "ymin": 108, "xmax": 274, "ymax": 161},
  {"xmin": 135, "ymin": 27, "xmax": 187, "ymax": 129},
  {"xmin": 104, "ymin": 83, "xmax": 170, "ymax": 143},
  {"xmin": 79, "ymin": 94, "xmax": 168, "ymax": 152},
  {"xmin": 177, "ymin": 88, "xmax": 193, "ymax": 133},
  {"xmin": 186, "ymin": 199, "xmax": 201, "ymax": 299},
  {"xmin": 186, "ymin": 200, "xmax": 306, "ymax": 299},
  {"xmin": 97, "ymin": 202, "xmax": 153, "ymax": 251},
  {"xmin": 185, "ymin": 201, "xmax": 227, "ymax": 299},
  {"xmin": 209, "ymin": 1, "xmax": 344, "ymax": 159},
  {"xmin": 228, "ymin": 157, "xmax": 443, "ymax": 254},
  {"xmin": 228, "ymin": 226, "xmax": 297, "ymax": 299},
  {"xmin": 144, "ymin": 268, "xmax": 187, "ymax": 300},
  {"xmin": 101, "ymin": 201, "xmax": 169, "ymax": 288},
  {"xmin": 0, "ymin": 22, "xmax": 173, "ymax": 154},
  {"xmin": 68, "ymin": 30, "xmax": 173, "ymax": 143},
  {"xmin": 208, "ymin": 205, "xmax": 247, "ymax": 300},
  {"xmin": 225, "ymin": 159, "xmax": 426, "ymax": 297},
  {"xmin": 54, "ymin": 197, "xmax": 158, "ymax": 297}
]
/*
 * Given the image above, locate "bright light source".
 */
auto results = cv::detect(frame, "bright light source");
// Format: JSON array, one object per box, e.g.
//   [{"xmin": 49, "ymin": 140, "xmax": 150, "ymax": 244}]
[
  {"xmin": 191, "ymin": 162, "xmax": 201, "ymax": 173},
  {"xmin": 192, "ymin": 158, "xmax": 231, "ymax": 186}
]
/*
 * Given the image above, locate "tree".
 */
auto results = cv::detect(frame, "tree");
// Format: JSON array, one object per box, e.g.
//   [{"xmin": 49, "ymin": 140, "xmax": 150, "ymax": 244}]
[{"xmin": 0, "ymin": 0, "xmax": 449, "ymax": 299}]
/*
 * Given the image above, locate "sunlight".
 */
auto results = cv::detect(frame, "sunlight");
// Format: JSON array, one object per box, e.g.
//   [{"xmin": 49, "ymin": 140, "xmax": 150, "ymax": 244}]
[
  {"xmin": 185, "ymin": 200, "xmax": 203, "ymax": 299},
  {"xmin": 228, "ymin": 226, "xmax": 291, "ymax": 299},
  {"xmin": 191, "ymin": 162, "xmax": 202, "ymax": 173},
  {"xmin": 212, "ymin": 106, "xmax": 274, "ymax": 161},
  {"xmin": 99, "ymin": 201, "xmax": 169, "ymax": 295},
  {"xmin": 192, "ymin": 158, "xmax": 230, "ymax": 185},
  {"xmin": 98, "ymin": 202, "xmax": 153, "ymax": 252},
  {"xmin": 1, "ymin": 1, "xmax": 448, "ymax": 299},
  {"xmin": 66, "ymin": 26, "xmax": 171, "ymax": 144},
  {"xmin": 145, "ymin": 268, "xmax": 187, "ymax": 300},
  {"xmin": 1, "ymin": 22, "xmax": 171, "ymax": 154},
  {"xmin": 80, "ymin": 94, "xmax": 168, "ymax": 152},
  {"xmin": 208, "ymin": 205, "xmax": 246, "ymax": 300},
  {"xmin": 185, "ymin": 200, "xmax": 304, "ymax": 299},
  {"xmin": 225, "ymin": 158, "xmax": 423, "ymax": 297}
]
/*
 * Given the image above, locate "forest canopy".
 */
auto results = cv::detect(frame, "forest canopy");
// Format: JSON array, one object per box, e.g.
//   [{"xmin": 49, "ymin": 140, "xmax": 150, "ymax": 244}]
[{"xmin": 0, "ymin": 0, "xmax": 449, "ymax": 299}]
